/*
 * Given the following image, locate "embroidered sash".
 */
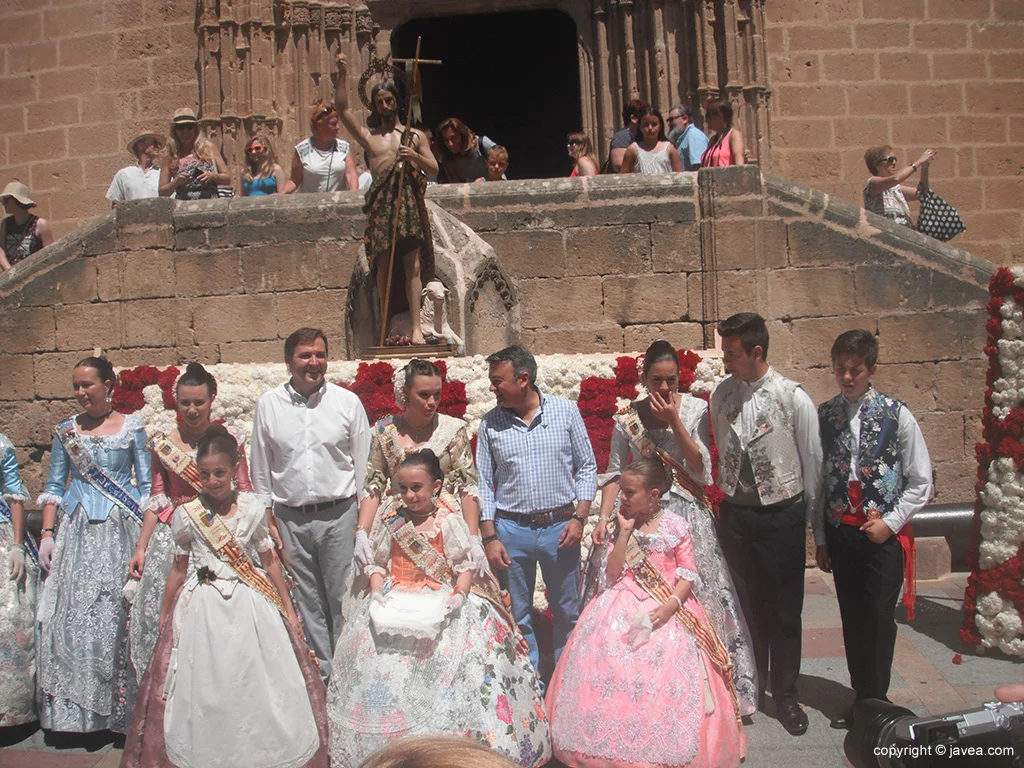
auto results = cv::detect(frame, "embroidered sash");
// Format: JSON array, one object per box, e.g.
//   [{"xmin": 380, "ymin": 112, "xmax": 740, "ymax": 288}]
[
  {"xmin": 182, "ymin": 498, "xmax": 286, "ymax": 616},
  {"xmin": 0, "ymin": 496, "xmax": 37, "ymax": 564},
  {"xmin": 624, "ymin": 534, "xmax": 741, "ymax": 725},
  {"xmin": 55, "ymin": 417, "xmax": 144, "ymax": 523},
  {"xmin": 617, "ymin": 406, "xmax": 711, "ymax": 507},
  {"xmin": 147, "ymin": 431, "xmax": 202, "ymax": 495},
  {"xmin": 380, "ymin": 504, "xmax": 456, "ymax": 587}
]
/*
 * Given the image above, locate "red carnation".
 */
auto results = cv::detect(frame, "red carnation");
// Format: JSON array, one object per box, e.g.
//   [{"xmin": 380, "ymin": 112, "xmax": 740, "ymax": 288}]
[
  {"xmin": 431, "ymin": 360, "xmax": 448, "ymax": 380},
  {"xmin": 614, "ymin": 356, "xmax": 640, "ymax": 386},
  {"xmin": 162, "ymin": 389, "xmax": 177, "ymax": 411}
]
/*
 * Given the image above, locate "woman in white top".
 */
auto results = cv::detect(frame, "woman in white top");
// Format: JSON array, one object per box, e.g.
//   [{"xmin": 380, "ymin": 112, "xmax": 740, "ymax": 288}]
[
  {"xmin": 863, "ymin": 145, "xmax": 936, "ymax": 227},
  {"xmin": 620, "ymin": 108, "xmax": 683, "ymax": 175},
  {"xmin": 283, "ymin": 102, "xmax": 359, "ymax": 193}
]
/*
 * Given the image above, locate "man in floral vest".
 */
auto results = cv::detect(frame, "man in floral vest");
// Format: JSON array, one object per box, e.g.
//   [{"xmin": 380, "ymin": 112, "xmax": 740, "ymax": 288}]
[
  {"xmin": 814, "ymin": 330, "xmax": 932, "ymax": 730},
  {"xmin": 710, "ymin": 312, "xmax": 823, "ymax": 736}
]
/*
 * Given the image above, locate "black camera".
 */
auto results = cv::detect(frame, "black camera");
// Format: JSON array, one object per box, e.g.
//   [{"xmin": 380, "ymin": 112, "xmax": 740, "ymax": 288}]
[{"xmin": 845, "ymin": 698, "xmax": 1024, "ymax": 767}]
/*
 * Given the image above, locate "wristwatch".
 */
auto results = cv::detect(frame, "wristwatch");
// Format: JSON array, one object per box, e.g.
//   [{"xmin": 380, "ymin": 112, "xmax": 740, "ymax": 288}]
[{"xmin": 570, "ymin": 512, "xmax": 586, "ymax": 524}]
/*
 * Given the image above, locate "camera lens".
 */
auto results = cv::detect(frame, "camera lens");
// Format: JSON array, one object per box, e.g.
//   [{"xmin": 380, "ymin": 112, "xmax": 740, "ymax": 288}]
[{"xmin": 844, "ymin": 699, "xmax": 919, "ymax": 768}]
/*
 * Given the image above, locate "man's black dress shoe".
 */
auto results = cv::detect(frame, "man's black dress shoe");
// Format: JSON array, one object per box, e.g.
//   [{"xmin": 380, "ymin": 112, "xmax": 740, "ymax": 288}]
[
  {"xmin": 830, "ymin": 705, "xmax": 855, "ymax": 730},
  {"xmin": 778, "ymin": 699, "xmax": 809, "ymax": 735}
]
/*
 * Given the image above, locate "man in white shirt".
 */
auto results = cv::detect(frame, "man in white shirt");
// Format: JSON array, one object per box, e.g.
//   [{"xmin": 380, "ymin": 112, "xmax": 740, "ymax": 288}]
[
  {"xmin": 105, "ymin": 132, "xmax": 164, "ymax": 207},
  {"xmin": 815, "ymin": 330, "xmax": 932, "ymax": 730},
  {"xmin": 710, "ymin": 312, "xmax": 823, "ymax": 736},
  {"xmin": 250, "ymin": 327, "xmax": 371, "ymax": 679}
]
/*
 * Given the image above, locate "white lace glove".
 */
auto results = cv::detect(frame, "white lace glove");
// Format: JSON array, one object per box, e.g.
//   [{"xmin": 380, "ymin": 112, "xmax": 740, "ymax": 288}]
[
  {"xmin": 39, "ymin": 537, "xmax": 55, "ymax": 572},
  {"xmin": 469, "ymin": 535, "xmax": 489, "ymax": 579},
  {"xmin": 8, "ymin": 545, "xmax": 24, "ymax": 582},
  {"xmin": 446, "ymin": 590, "xmax": 465, "ymax": 615},
  {"xmin": 369, "ymin": 590, "xmax": 386, "ymax": 606},
  {"xmin": 353, "ymin": 529, "xmax": 373, "ymax": 572}
]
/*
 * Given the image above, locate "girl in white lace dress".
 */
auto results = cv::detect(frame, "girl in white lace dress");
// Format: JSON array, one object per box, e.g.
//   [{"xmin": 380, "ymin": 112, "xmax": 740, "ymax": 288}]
[
  {"xmin": 328, "ymin": 451, "xmax": 550, "ymax": 767},
  {"xmin": 0, "ymin": 431, "xmax": 37, "ymax": 726},
  {"xmin": 121, "ymin": 426, "xmax": 327, "ymax": 768}
]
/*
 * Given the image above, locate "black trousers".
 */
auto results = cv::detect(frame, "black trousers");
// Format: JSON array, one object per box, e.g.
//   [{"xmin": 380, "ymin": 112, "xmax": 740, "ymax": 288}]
[
  {"xmin": 825, "ymin": 523, "xmax": 904, "ymax": 702},
  {"xmin": 719, "ymin": 496, "xmax": 806, "ymax": 703}
]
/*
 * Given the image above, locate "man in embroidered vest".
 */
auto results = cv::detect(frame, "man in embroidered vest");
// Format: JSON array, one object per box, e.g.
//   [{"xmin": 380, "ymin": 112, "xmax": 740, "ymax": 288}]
[
  {"xmin": 710, "ymin": 312, "xmax": 823, "ymax": 735},
  {"xmin": 476, "ymin": 344, "xmax": 598, "ymax": 683},
  {"xmin": 815, "ymin": 330, "xmax": 932, "ymax": 730},
  {"xmin": 249, "ymin": 327, "xmax": 371, "ymax": 680}
]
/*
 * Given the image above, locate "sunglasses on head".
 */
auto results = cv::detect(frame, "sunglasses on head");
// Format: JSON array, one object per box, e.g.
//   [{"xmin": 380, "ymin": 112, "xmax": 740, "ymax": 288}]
[{"xmin": 317, "ymin": 106, "xmax": 335, "ymax": 120}]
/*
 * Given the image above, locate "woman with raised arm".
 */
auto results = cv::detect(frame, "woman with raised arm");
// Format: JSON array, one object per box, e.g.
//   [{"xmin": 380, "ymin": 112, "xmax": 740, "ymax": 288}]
[
  {"xmin": 584, "ymin": 340, "xmax": 758, "ymax": 717},
  {"xmin": 126, "ymin": 363, "xmax": 254, "ymax": 679},
  {"xmin": 36, "ymin": 356, "xmax": 152, "ymax": 733},
  {"xmin": 863, "ymin": 145, "xmax": 936, "ymax": 228}
]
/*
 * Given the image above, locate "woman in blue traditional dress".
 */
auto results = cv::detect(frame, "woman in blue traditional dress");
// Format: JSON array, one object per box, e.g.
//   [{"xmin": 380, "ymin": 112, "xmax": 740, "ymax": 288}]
[
  {"xmin": 0, "ymin": 431, "xmax": 38, "ymax": 726},
  {"xmin": 36, "ymin": 356, "xmax": 152, "ymax": 733},
  {"xmin": 584, "ymin": 340, "xmax": 759, "ymax": 716}
]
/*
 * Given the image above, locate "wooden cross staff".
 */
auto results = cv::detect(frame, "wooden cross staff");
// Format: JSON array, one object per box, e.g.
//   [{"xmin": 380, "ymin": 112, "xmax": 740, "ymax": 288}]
[{"xmin": 379, "ymin": 37, "xmax": 441, "ymax": 346}]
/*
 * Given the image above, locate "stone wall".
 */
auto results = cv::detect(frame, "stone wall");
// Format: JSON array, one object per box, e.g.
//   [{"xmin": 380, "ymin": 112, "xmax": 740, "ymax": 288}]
[
  {"xmin": 767, "ymin": 0, "xmax": 1024, "ymax": 263},
  {"xmin": 0, "ymin": 0, "xmax": 197, "ymax": 235},
  {"xmin": 0, "ymin": 167, "xmax": 992, "ymax": 505},
  {"xmin": 1, "ymin": 2, "xmax": 1020, "ymax": 265}
]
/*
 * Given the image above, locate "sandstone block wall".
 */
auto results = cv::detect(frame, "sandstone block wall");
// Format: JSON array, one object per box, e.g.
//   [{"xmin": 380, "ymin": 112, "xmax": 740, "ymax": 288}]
[
  {"xmin": 767, "ymin": 0, "xmax": 1024, "ymax": 264},
  {"xmin": 0, "ymin": 0, "xmax": 197, "ymax": 236},
  {"xmin": 0, "ymin": 167, "xmax": 992, "ymax": 506}
]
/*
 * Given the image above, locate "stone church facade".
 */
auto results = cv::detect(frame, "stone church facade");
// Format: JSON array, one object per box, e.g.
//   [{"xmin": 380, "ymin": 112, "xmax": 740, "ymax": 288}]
[{"xmin": 0, "ymin": 0, "xmax": 1020, "ymax": 262}]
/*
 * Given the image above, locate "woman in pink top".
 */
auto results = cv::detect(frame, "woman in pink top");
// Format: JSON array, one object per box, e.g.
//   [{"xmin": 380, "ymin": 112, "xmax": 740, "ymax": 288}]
[
  {"xmin": 126, "ymin": 362, "xmax": 254, "ymax": 679},
  {"xmin": 701, "ymin": 99, "xmax": 745, "ymax": 167}
]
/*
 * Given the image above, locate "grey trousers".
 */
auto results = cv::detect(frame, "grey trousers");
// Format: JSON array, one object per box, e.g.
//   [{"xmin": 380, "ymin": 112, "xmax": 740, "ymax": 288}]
[{"xmin": 274, "ymin": 496, "xmax": 357, "ymax": 681}]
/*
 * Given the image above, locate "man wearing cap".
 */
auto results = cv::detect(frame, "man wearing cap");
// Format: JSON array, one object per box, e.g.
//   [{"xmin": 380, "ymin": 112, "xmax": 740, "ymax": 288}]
[
  {"xmin": 105, "ymin": 132, "xmax": 165, "ymax": 207},
  {"xmin": 0, "ymin": 181, "xmax": 53, "ymax": 272}
]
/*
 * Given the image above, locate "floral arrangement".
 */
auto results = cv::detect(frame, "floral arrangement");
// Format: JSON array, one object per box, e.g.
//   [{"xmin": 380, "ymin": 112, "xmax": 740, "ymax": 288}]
[
  {"xmin": 962, "ymin": 267, "xmax": 1024, "ymax": 656},
  {"xmin": 112, "ymin": 351, "xmax": 722, "ymax": 475}
]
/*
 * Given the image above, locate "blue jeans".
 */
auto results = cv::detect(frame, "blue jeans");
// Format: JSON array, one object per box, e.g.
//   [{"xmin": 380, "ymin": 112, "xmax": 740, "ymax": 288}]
[{"xmin": 497, "ymin": 517, "xmax": 581, "ymax": 676}]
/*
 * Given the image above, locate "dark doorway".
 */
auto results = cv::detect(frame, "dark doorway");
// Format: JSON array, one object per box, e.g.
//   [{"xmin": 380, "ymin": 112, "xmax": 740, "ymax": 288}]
[{"xmin": 393, "ymin": 10, "xmax": 582, "ymax": 181}]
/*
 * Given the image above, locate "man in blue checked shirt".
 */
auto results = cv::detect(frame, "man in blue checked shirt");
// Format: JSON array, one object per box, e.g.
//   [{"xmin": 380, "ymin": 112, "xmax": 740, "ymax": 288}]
[{"xmin": 476, "ymin": 345, "xmax": 598, "ymax": 680}]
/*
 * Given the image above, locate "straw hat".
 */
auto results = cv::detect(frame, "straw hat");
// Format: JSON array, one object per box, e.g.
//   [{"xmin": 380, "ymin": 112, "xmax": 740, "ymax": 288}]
[
  {"xmin": 171, "ymin": 107, "xmax": 199, "ymax": 125},
  {"xmin": 0, "ymin": 181, "xmax": 35, "ymax": 207},
  {"xmin": 127, "ymin": 131, "xmax": 166, "ymax": 155}
]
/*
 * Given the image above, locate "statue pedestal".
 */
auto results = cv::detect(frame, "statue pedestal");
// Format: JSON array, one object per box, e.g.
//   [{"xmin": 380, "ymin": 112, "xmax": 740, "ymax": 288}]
[{"xmin": 365, "ymin": 343, "xmax": 459, "ymax": 360}]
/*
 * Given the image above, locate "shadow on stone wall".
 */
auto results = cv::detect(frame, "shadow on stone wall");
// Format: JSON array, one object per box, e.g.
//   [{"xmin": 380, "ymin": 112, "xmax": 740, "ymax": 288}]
[{"xmin": 0, "ymin": 167, "xmax": 994, "ymax": 502}]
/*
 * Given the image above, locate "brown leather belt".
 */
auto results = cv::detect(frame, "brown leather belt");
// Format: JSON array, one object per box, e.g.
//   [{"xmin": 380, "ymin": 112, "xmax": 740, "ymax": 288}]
[{"xmin": 496, "ymin": 503, "xmax": 575, "ymax": 528}]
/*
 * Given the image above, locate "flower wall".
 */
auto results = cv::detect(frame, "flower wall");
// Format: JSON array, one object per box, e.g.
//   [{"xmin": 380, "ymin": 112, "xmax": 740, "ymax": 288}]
[
  {"xmin": 962, "ymin": 268, "xmax": 1024, "ymax": 656},
  {"xmin": 113, "ymin": 352, "xmax": 723, "ymax": 464}
]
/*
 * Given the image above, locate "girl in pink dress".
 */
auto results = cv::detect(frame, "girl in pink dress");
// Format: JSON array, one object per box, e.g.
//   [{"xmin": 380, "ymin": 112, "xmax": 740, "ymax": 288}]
[
  {"xmin": 126, "ymin": 363, "xmax": 254, "ymax": 679},
  {"xmin": 546, "ymin": 458, "xmax": 746, "ymax": 768}
]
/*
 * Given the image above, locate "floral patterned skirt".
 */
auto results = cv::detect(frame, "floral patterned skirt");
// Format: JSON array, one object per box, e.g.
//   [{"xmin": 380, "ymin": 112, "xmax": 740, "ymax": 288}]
[
  {"xmin": 327, "ymin": 587, "xmax": 551, "ymax": 767},
  {"xmin": 0, "ymin": 524, "xmax": 38, "ymax": 726},
  {"xmin": 37, "ymin": 506, "xmax": 139, "ymax": 733},
  {"xmin": 129, "ymin": 521, "xmax": 176, "ymax": 680}
]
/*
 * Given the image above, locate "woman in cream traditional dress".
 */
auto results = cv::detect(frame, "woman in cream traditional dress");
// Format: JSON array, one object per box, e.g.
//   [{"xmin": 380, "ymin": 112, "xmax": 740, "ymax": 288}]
[
  {"xmin": 36, "ymin": 356, "xmax": 152, "ymax": 733},
  {"xmin": 126, "ymin": 363, "xmax": 253, "ymax": 679},
  {"xmin": 351, "ymin": 359, "xmax": 488, "ymax": 586},
  {"xmin": 585, "ymin": 340, "xmax": 758, "ymax": 716},
  {"xmin": 0, "ymin": 431, "xmax": 38, "ymax": 726},
  {"xmin": 121, "ymin": 426, "xmax": 327, "ymax": 768},
  {"xmin": 548, "ymin": 459, "xmax": 745, "ymax": 768},
  {"xmin": 328, "ymin": 451, "xmax": 550, "ymax": 767}
]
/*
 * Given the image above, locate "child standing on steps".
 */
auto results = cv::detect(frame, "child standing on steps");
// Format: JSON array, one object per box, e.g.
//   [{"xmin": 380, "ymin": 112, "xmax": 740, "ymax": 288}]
[{"xmin": 121, "ymin": 425, "xmax": 327, "ymax": 768}]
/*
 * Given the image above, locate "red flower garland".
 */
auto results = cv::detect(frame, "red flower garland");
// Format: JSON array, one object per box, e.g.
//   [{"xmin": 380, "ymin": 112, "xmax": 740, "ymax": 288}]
[
  {"xmin": 112, "ymin": 365, "xmax": 178, "ymax": 414},
  {"xmin": 961, "ymin": 267, "xmax": 1024, "ymax": 650}
]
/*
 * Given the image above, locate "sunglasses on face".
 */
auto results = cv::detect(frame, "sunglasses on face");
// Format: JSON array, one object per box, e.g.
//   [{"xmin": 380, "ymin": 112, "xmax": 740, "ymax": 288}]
[
  {"xmin": 883, "ymin": 155, "xmax": 898, "ymax": 164},
  {"xmin": 247, "ymin": 145, "xmax": 266, "ymax": 154},
  {"xmin": 567, "ymin": 140, "xmax": 581, "ymax": 146}
]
